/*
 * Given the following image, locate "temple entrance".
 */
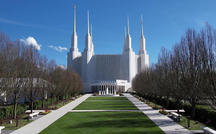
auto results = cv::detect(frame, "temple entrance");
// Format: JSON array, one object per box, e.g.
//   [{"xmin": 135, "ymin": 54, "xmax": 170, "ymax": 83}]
[{"xmin": 91, "ymin": 80, "xmax": 126, "ymax": 96}]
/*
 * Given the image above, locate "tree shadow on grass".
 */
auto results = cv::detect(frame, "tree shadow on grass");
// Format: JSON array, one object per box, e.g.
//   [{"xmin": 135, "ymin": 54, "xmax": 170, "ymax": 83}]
[
  {"xmin": 87, "ymin": 112, "xmax": 144, "ymax": 119},
  {"xmin": 66, "ymin": 119, "xmax": 164, "ymax": 134}
]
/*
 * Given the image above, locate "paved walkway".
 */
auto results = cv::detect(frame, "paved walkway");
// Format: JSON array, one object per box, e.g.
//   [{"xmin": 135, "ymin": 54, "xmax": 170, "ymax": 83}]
[
  {"xmin": 124, "ymin": 93, "xmax": 192, "ymax": 134},
  {"xmin": 10, "ymin": 94, "xmax": 92, "ymax": 134},
  {"xmin": 71, "ymin": 109, "xmax": 141, "ymax": 112},
  {"xmin": 2, "ymin": 130, "xmax": 14, "ymax": 134}
]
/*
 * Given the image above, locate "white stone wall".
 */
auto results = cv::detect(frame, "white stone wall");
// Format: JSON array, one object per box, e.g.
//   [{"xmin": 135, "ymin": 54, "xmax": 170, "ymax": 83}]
[
  {"xmin": 129, "ymin": 51, "xmax": 137, "ymax": 82},
  {"xmin": 95, "ymin": 55, "xmax": 121, "ymax": 81},
  {"xmin": 120, "ymin": 52, "xmax": 129, "ymax": 82},
  {"xmin": 69, "ymin": 47, "xmax": 149, "ymax": 93}
]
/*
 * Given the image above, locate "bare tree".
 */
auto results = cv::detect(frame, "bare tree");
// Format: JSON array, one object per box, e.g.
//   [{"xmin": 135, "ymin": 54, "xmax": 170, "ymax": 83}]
[{"xmin": 132, "ymin": 24, "xmax": 216, "ymax": 119}]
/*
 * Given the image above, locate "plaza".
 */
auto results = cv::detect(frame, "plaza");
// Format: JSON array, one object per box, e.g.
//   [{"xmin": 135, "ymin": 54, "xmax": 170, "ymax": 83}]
[{"xmin": 8, "ymin": 94, "xmax": 193, "ymax": 134}]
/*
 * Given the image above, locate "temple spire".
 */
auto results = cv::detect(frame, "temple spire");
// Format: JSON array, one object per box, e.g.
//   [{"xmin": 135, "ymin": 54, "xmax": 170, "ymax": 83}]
[
  {"xmin": 139, "ymin": 15, "xmax": 146, "ymax": 55},
  {"xmin": 141, "ymin": 15, "xmax": 143, "ymax": 37},
  {"xmin": 91, "ymin": 24, "xmax": 93, "ymax": 39},
  {"xmin": 127, "ymin": 17, "xmax": 129, "ymax": 35},
  {"xmin": 73, "ymin": 5, "xmax": 76, "ymax": 33},
  {"xmin": 87, "ymin": 11, "xmax": 89, "ymax": 34}
]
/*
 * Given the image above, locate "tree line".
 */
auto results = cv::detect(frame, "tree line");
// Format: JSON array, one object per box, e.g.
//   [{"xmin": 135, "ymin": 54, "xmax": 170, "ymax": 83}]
[
  {"xmin": 132, "ymin": 24, "xmax": 216, "ymax": 119},
  {"xmin": 0, "ymin": 33, "xmax": 83, "ymax": 119}
]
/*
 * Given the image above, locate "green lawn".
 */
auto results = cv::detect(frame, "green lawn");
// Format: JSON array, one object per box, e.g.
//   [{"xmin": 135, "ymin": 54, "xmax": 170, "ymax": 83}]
[
  {"xmin": 74, "ymin": 96, "xmax": 137, "ymax": 110},
  {"xmin": 87, "ymin": 96, "xmax": 128, "ymax": 100},
  {"xmin": 2, "ymin": 114, "xmax": 33, "ymax": 130},
  {"xmin": 40, "ymin": 96, "xmax": 164, "ymax": 134},
  {"xmin": 40, "ymin": 112, "xmax": 164, "ymax": 134},
  {"xmin": 179, "ymin": 115, "xmax": 206, "ymax": 130}
]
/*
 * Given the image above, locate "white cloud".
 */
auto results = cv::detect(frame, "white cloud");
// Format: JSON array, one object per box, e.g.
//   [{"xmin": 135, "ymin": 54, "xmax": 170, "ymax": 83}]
[
  {"xmin": 48, "ymin": 45, "xmax": 67, "ymax": 52},
  {"xmin": 20, "ymin": 37, "xmax": 41, "ymax": 50},
  {"xmin": 58, "ymin": 65, "xmax": 66, "ymax": 70}
]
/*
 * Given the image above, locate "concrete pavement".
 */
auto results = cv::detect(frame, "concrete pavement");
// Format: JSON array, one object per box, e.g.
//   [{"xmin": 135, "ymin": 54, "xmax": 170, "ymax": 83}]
[{"xmin": 124, "ymin": 93, "xmax": 192, "ymax": 134}]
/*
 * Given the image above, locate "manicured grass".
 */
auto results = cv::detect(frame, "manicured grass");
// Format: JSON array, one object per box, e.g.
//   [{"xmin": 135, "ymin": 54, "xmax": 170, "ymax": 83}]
[
  {"xmin": 87, "ymin": 96, "xmax": 128, "ymax": 100},
  {"xmin": 40, "ymin": 112, "xmax": 165, "ymax": 134},
  {"xmin": 2, "ymin": 114, "xmax": 33, "ymax": 130},
  {"xmin": 179, "ymin": 115, "xmax": 206, "ymax": 130},
  {"xmin": 74, "ymin": 97, "xmax": 137, "ymax": 110},
  {"xmin": 41, "ymin": 96, "xmax": 164, "ymax": 133}
]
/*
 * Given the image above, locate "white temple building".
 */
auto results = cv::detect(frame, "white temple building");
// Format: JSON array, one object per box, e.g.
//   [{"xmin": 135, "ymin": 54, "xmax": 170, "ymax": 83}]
[{"xmin": 67, "ymin": 6, "xmax": 149, "ymax": 95}]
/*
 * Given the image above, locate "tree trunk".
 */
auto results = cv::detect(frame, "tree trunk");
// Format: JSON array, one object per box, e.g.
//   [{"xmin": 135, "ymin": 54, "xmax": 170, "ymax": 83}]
[
  {"xmin": 58, "ymin": 96, "xmax": 61, "ymax": 103},
  {"xmin": 13, "ymin": 93, "xmax": 17, "ymax": 119},
  {"xmin": 30, "ymin": 89, "xmax": 34, "ymax": 113},
  {"xmin": 30, "ymin": 100, "xmax": 33, "ymax": 113},
  {"xmin": 191, "ymin": 98, "xmax": 196, "ymax": 119},
  {"xmin": 176, "ymin": 98, "xmax": 180, "ymax": 114},
  {"xmin": 0, "ymin": 119, "xmax": 2, "ymax": 125},
  {"xmin": 42, "ymin": 99, "xmax": 44, "ymax": 109},
  {"xmin": 51, "ymin": 95, "xmax": 53, "ymax": 105},
  {"xmin": 42, "ymin": 91, "xmax": 45, "ymax": 109},
  {"xmin": 16, "ymin": 118, "xmax": 19, "ymax": 127},
  {"xmin": 166, "ymin": 96, "xmax": 170, "ymax": 108}
]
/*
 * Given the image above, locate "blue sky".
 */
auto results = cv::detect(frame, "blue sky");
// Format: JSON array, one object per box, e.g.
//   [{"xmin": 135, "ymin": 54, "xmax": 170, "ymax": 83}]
[{"xmin": 0, "ymin": 0, "xmax": 216, "ymax": 67}]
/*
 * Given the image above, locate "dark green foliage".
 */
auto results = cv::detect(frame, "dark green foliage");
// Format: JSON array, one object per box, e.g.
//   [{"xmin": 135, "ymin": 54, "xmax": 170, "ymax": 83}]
[
  {"xmin": 0, "ymin": 105, "xmax": 27, "ymax": 119},
  {"xmin": 34, "ymin": 100, "xmax": 43, "ymax": 109},
  {"xmin": 183, "ymin": 104, "xmax": 216, "ymax": 128},
  {"xmin": 137, "ymin": 94, "xmax": 216, "ymax": 129},
  {"xmin": 137, "ymin": 94, "xmax": 183, "ymax": 110}
]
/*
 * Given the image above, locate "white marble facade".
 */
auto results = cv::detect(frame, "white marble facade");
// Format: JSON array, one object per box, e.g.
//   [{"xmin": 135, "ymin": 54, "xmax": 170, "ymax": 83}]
[{"xmin": 67, "ymin": 6, "xmax": 149, "ymax": 94}]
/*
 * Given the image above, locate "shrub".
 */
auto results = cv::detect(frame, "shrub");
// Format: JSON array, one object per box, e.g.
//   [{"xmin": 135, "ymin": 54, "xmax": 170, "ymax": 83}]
[
  {"xmin": 39, "ymin": 110, "xmax": 51, "ymax": 115},
  {"xmin": 159, "ymin": 109, "xmax": 168, "ymax": 115},
  {"xmin": 34, "ymin": 100, "xmax": 43, "ymax": 109},
  {"xmin": 183, "ymin": 104, "xmax": 216, "ymax": 129},
  {"xmin": 137, "ymin": 94, "xmax": 216, "ymax": 129},
  {"xmin": 0, "ymin": 104, "xmax": 27, "ymax": 119}
]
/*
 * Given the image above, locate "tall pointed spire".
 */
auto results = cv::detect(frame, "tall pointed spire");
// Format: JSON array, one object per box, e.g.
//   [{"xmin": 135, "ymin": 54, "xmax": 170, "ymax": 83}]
[
  {"xmin": 90, "ymin": 23, "xmax": 94, "ymax": 54},
  {"xmin": 85, "ymin": 10, "xmax": 92, "ymax": 52},
  {"xmin": 127, "ymin": 17, "xmax": 130, "ymax": 35},
  {"xmin": 139, "ymin": 15, "xmax": 146, "ymax": 55},
  {"xmin": 70, "ymin": 4, "xmax": 80, "ymax": 59},
  {"xmin": 91, "ymin": 24, "xmax": 93, "ymax": 41},
  {"xmin": 141, "ymin": 15, "xmax": 143, "ymax": 37},
  {"xmin": 91, "ymin": 24, "xmax": 92, "ymax": 37},
  {"xmin": 123, "ymin": 17, "xmax": 132, "ymax": 53},
  {"xmin": 73, "ymin": 5, "xmax": 76, "ymax": 33},
  {"xmin": 87, "ymin": 11, "xmax": 89, "ymax": 34}
]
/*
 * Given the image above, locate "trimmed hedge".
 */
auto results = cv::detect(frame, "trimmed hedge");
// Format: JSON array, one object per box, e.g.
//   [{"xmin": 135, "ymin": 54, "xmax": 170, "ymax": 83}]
[
  {"xmin": 34, "ymin": 97, "xmax": 58, "ymax": 109},
  {"xmin": 0, "ymin": 104, "xmax": 27, "ymax": 119},
  {"xmin": 0, "ymin": 95, "xmax": 79, "ymax": 120},
  {"xmin": 137, "ymin": 93, "xmax": 183, "ymax": 110},
  {"xmin": 183, "ymin": 104, "xmax": 216, "ymax": 128},
  {"xmin": 136, "ymin": 93, "xmax": 216, "ymax": 129}
]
